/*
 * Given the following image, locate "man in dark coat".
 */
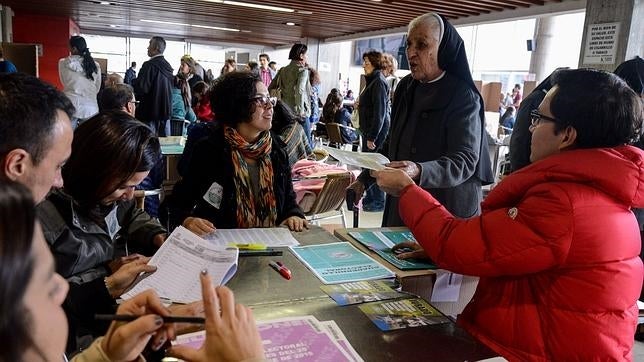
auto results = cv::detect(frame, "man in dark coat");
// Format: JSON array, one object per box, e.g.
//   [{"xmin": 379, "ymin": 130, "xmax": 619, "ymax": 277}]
[
  {"xmin": 350, "ymin": 12, "xmax": 493, "ymax": 227},
  {"xmin": 133, "ymin": 36, "xmax": 173, "ymax": 137}
]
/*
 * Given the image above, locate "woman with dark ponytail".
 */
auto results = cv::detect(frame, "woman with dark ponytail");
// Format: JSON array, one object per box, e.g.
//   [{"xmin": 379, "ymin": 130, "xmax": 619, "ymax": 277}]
[{"xmin": 59, "ymin": 35, "xmax": 101, "ymax": 127}]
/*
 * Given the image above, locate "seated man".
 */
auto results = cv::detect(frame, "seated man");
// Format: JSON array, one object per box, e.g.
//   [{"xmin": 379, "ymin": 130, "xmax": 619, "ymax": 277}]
[
  {"xmin": 374, "ymin": 69, "xmax": 644, "ymax": 360},
  {"xmin": 98, "ymin": 83, "xmax": 138, "ymax": 115}
]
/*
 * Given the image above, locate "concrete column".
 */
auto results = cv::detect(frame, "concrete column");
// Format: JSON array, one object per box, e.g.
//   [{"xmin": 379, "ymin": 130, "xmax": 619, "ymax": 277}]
[
  {"xmin": 1, "ymin": 5, "xmax": 13, "ymax": 42},
  {"xmin": 529, "ymin": 16, "xmax": 557, "ymax": 83},
  {"xmin": 578, "ymin": 0, "xmax": 643, "ymax": 71}
]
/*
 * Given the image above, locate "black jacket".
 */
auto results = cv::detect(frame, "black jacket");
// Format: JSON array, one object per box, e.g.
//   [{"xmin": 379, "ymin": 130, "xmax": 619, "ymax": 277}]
[
  {"xmin": 358, "ymin": 70, "xmax": 389, "ymax": 141},
  {"xmin": 162, "ymin": 125, "xmax": 304, "ymax": 229},
  {"xmin": 134, "ymin": 55, "xmax": 173, "ymax": 122}
]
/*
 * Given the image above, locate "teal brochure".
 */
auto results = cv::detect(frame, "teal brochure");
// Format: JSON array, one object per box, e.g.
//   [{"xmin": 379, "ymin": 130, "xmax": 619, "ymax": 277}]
[
  {"xmin": 290, "ymin": 242, "xmax": 395, "ymax": 284},
  {"xmin": 349, "ymin": 230, "xmax": 436, "ymax": 270}
]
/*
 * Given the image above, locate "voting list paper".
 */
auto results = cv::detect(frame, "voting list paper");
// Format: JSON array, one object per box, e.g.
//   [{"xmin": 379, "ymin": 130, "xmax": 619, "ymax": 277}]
[
  {"xmin": 204, "ymin": 227, "xmax": 300, "ymax": 247},
  {"xmin": 322, "ymin": 146, "xmax": 390, "ymax": 171},
  {"xmin": 121, "ymin": 226, "xmax": 238, "ymax": 304}
]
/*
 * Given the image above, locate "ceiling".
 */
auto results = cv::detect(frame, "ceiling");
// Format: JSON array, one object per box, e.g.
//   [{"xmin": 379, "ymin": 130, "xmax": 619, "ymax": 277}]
[{"xmin": 3, "ymin": 0, "xmax": 581, "ymax": 47}]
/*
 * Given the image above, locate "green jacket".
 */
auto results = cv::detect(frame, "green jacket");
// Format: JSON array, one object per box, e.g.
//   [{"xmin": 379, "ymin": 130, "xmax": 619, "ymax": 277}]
[{"xmin": 269, "ymin": 61, "xmax": 311, "ymax": 118}]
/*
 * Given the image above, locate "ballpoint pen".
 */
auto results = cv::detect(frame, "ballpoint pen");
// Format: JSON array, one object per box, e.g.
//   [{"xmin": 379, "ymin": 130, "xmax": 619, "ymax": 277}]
[
  {"xmin": 268, "ymin": 260, "xmax": 292, "ymax": 280},
  {"xmin": 95, "ymin": 314, "xmax": 205, "ymax": 324}
]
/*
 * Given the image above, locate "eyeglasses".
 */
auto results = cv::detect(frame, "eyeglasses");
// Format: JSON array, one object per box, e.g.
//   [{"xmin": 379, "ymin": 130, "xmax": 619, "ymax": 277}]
[
  {"xmin": 251, "ymin": 95, "xmax": 277, "ymax": 108},
  {"xmin": 129, "ymin": 100, "xmax": 140, "ymax": 105},
  {"xmin": 530, "ymin": 110, "xmax": 559, "ymax": 127}
]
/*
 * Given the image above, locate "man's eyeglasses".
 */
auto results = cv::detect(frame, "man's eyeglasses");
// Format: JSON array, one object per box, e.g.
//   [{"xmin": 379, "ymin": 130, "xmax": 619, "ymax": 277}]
[
  {"xmin": 251, "ymin": 95, "xmax": 277, "ymax": 108},
  {"xmin": 129, "ymin": 100, "xmax": 140, "ymax": 105},
  {"xmin": 530, "ymin": 110, "xmax": 559, "ymax": 127}
]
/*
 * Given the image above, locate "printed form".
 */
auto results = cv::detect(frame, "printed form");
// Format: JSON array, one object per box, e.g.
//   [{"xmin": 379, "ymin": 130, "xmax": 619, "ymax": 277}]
[{"xmin": 121, "ymin": 226, "xmax": 238, "ymax": 304}]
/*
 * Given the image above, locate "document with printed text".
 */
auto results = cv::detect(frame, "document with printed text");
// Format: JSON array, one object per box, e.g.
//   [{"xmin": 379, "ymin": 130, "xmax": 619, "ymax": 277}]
[
  {"xmin": 322, "ymin": 146, "xmax": 390, "ymax": 171},
  {"xmin": 203, "ymin": 227, "xmax": 300, "ymax": 247},
  {"xmin": 121, "ymin": 226, "xmax": 238, "ymax": 304}
]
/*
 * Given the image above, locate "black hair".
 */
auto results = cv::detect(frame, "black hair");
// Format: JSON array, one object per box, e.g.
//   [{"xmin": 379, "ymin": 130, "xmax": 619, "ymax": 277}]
[
  {"xmin": 549, "ymin": 68, "xmax": 643, "ymax": 147},
  {"xmin": 271, "ymin": 100, "xmax": 298, "ymax": 133},
  {"xmin": 363, "ymin": 50, "xmax": 383, "ymax": 70},
  {"xmin": 98, "ymin": 83, "xmax": 134, "ymax": 112},
  {"xmin": 614, "ymin": 56, "xmax": 644, "ymax": 96},
  {"xmin": 69, "ymin": 36, "xmax": 98, "ymax": 81},
  {"xmin": 268, "ymin": 61, "xmax": 276, "ymax": 67},
  {"xmin": 0, "ymin": 180, "xmax": 37, "ymax": 361},
  {"xmin": 210, "ymin": 71, "xmax": 261, "ymax": 128},
  {"xmin": 131, "ymin": 61, "xmax": 136, "ymax": 67},
  {"xmin": 62, "ymin": 111, "xmax": 161, "ymax": 207},
  {"xmin": 0, "ymin": 73, "xmax": 75, "ymax": 165},
  {"xmin": 288, "ymin": 43, "xmax": 308, "ymax": 60},
  {"xmin": 259, "ymin": 53, "xmax": 270, "ymax": 61}
]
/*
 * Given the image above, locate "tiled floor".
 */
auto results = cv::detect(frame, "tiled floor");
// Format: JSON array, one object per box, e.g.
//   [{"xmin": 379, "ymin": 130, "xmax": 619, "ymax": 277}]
[{"xmin": 315, "ymin": 207, "xmax": 644, "ymax": 360}]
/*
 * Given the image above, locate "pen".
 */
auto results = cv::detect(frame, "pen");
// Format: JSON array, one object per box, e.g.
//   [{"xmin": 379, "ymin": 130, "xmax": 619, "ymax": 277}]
[
  {"xmin": 95, "ymin": 314, "xmax": 205, "ymax": 324},
  {"xmin": 239, "ymin": 249, "xmax": 283, "ymax": 257},
  {"xmin": 228, "ymin": 243, "xmax": 267, "ymax": 250},
  {"xmin": 268, "ymin": 260, "xmax": 292, "ymax": 280}
]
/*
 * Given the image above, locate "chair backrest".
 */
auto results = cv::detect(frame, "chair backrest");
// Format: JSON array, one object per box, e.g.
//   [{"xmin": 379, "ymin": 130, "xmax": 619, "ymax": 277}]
[
  {"xmin": 326, "ymin": 123, "xmax": 344, "ymax": 145},
  {"xmin": 306, "ymin": 172, "xmax": 352, "ymax": 216},
  {"xmin": 134, "ymin": 189, "xmax": 162, "ymax": 210}
]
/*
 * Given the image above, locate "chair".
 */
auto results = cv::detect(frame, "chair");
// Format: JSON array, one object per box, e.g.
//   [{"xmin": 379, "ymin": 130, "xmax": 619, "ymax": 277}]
[
  {"xmin": 326, "ymin": 123, "xmax": 361, "ymax": 151},
  {"xmin": 304, "ymin": 172, "xmax": 352, "ymax": 227},
  {"xmin": 134, "ymin": 189, "xmax": 162, "ymax": 211}
]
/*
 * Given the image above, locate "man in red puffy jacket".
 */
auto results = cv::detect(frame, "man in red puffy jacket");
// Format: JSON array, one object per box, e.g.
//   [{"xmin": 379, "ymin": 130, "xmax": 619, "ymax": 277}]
[{"xmin": 374, "ymin": 68, "xmax": 644, "ymax": 361}]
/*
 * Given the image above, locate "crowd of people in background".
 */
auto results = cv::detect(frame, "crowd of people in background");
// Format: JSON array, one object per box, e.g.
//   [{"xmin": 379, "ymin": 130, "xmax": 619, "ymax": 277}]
[{"xmin": 0, "ymin": 9, "xmax": 643, "ymax": 362}]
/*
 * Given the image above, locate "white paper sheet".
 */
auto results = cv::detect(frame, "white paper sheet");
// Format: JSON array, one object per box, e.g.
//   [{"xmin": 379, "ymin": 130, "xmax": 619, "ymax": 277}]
[
  {"xmin": 430, "ymin": 271, "xmax": 463, "ymax": 303},
  {"xmin": 203, "ymin": 227, "xmax": 300, "ymax": 247},
  {"xmin": 322, "ymin": 146, "xmax": 390, "ymax": 170},
  {"xmin": 121, "ymin": 226, "xmax": 238, "ymax": 304}
]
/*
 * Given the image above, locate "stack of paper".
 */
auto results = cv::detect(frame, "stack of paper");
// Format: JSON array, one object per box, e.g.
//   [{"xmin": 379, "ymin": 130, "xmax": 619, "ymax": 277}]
[
  {"xmin": 290, "ymin": 242, "xmax": 395, "ymax": 284},
  {"xmin": 174, "ymin": 316, "xmax": 363, "ymax": 362},
  {"xmin": 121, "ymin": 226, "xmax": 238, "ymax": 304},
  {"xmin": 203, "ymin": 227, "xmax": 300, "ymax": 247}
]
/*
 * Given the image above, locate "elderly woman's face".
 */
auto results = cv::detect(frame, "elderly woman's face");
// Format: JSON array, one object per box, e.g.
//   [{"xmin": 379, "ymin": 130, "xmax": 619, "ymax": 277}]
[{"xmin": 406, "ymin": 22, "xmax": 441, "ymax": 82}]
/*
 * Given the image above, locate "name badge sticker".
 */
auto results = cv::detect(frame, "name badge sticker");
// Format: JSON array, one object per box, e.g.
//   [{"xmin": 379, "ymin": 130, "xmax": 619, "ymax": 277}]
[{"xmin": 203, "ymin": 182, "xmax": 224, "ymax": 209}]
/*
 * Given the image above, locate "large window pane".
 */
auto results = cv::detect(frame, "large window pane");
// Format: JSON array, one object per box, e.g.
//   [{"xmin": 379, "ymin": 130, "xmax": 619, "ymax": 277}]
[
  {"xmin": 189, "ymin": 43, "xmax": 225, "ymax": 77},
  {"xmin": 82, "ymin": 34, "xmax": 127, "ymax": 75}
]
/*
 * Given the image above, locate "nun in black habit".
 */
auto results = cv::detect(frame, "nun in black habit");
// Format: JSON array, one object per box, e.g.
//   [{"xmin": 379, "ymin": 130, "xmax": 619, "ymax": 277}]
[{"xmin": 353, "ymin": 12, "xmax": 494, "ymax": 227}]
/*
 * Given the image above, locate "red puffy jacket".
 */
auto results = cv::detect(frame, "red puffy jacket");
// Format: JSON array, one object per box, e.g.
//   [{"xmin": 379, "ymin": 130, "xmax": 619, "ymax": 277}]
[{"xmin": 399, "ymin": 146, "xmax": 644, "ymax": 361}]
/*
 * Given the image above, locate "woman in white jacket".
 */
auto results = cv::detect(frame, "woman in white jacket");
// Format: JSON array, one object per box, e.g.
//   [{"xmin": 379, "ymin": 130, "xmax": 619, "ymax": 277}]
[{"xmin": 59, "ymin": 36, "xmax": 101, "ymax": 127}]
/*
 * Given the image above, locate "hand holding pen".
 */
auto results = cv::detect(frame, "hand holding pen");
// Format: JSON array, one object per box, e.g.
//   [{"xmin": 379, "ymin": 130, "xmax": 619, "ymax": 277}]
[{"xmin": 100, "ymin": 289, "xmax": 175, "ymax": 360}]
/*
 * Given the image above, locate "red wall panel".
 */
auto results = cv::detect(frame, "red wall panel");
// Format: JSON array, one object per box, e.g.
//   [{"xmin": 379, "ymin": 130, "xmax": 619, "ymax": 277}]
[{"xmin": 13, "ymin": 12, "xmax": 79, "ymax": 89}]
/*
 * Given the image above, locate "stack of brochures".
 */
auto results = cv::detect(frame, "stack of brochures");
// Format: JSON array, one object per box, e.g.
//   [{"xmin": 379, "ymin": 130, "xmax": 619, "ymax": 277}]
[
  {"xmin": 358, "ymin": 298, "xmax": 451, "ymax": 331},
  {"xmin": 174, "ymin": 315, "xmax": 363, "ymax": 362},
  {"xmin": 121, "ymin": 226, "xmax": 238, "ymax": 304},
  {"xmin": 349, "ymin": 230, "xmax": 436, "ymax": 270},
  {"xmin": 289, "ymin": 242, "xmax": 395, "ymax": 284}
]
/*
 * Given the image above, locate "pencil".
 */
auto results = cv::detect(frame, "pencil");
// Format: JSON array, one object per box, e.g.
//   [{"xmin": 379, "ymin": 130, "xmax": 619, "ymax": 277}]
[{"xmin": 95, "ymin": 314, "xmax": 205, "ymax": 324}]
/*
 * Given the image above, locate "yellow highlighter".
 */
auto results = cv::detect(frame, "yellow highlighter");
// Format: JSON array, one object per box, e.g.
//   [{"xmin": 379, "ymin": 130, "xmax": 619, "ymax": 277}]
[{"xmin": 228, "ymin": 243, "xmax": 267, "ymax": 250}]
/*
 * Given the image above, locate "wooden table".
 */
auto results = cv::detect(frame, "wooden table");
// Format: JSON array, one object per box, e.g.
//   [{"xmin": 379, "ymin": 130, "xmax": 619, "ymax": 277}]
[{"xmin": 226, "ymin": 226, "xmax": 496, "ymax": 361}]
